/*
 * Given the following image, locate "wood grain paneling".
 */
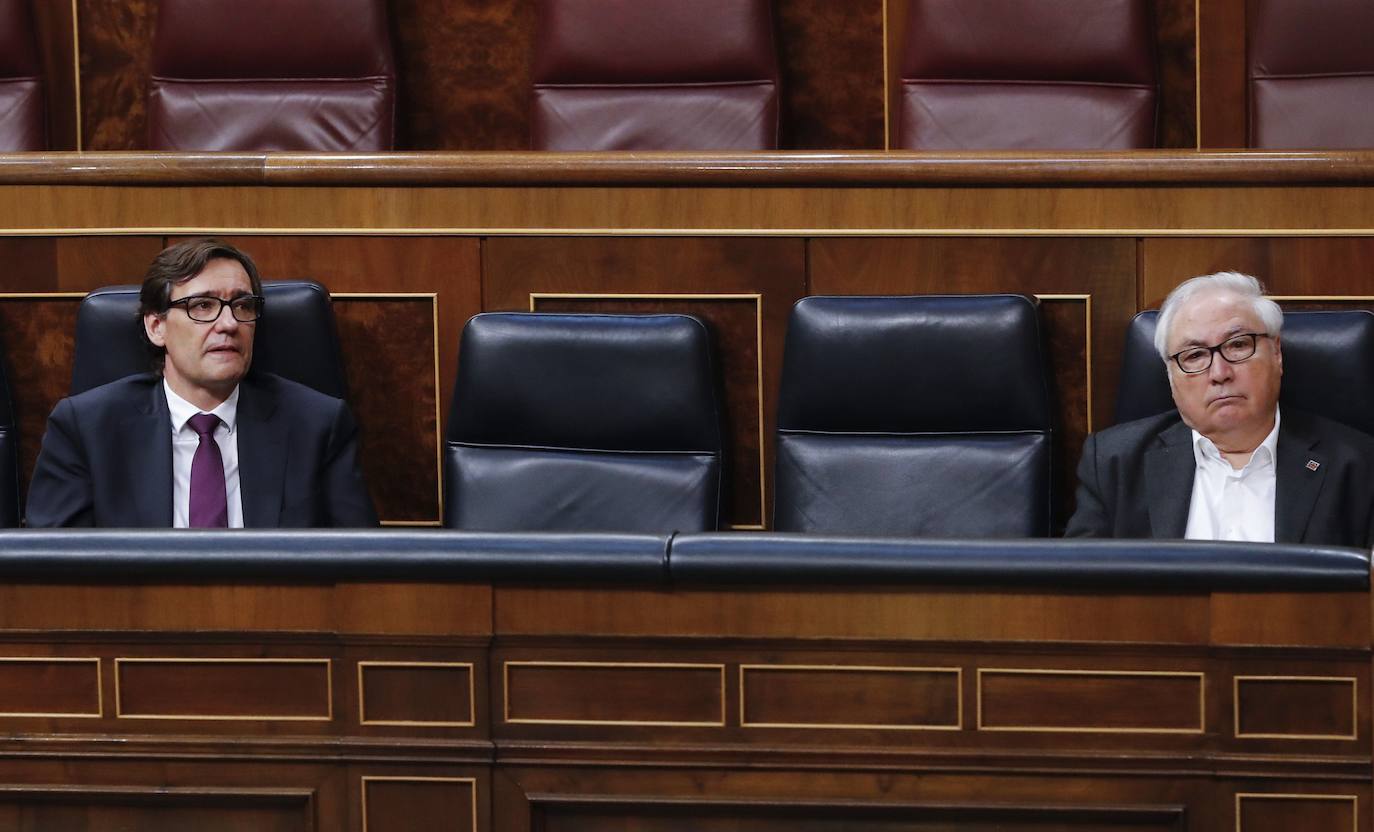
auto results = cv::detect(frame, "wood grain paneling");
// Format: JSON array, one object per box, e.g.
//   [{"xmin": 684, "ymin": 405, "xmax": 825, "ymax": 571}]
[
  {"xmin": 0, "ymin": 787, "xmax": 313, "ymax": 832},
  {"xmin": 359, "ymin": 662, "xmax": 474, "ymax": 726},
  {"xmin": 115, "ymin": 658, "xmax": 331, "ymax": 720},
  {"xmin": 485, "ymin": 237, "xmax": 805, "ymax": 529},
  {"xmin": 776, "ymin": 0, "xmax": 885, "ymax": 150},
  {"xmin": 1143, "ymin": 237, "xmax": 1374, "ymax": 304},
  {"xmin": 0, "ymin": 658, "xmax": 100, "ymax": 717},
  {"xmin": 1197, "ymin": 0, "xmax": 1248, "ymax": 147},
  {"xmin": 1235, "ymin": 793, "xmax": 1358, "ymax": 832},
  {"xmin": 363, "ymin": 777, "xmax": 477, "ymax": 832},
  {"xmin": 503, "ymin": 662, "xmax": 725, "ymax": 726},
  {"xmin": 1155, "ymin": 0, "xmax": 1199, "ymax": 149},
  {"xmin": 1234, "ymin": 677, "xmax": 1358, "ymax": 740},
  {"xmin": 53, "ymin": 236, "xmax": 163, "ymax": 290},
  {"xmin": 76, "ymin": 0, "xmax": 155, "ymax": 150},
  {"xmin": 30, "ymin": 0, "xmax": 79, "ymax": 150},
  {"xmin": 977, "ymin": 669, "xmax": 1204, "ymax": 733},
  {"xmin": 740, "ymin": 665, "xmax": 959, "ymax": 730}
]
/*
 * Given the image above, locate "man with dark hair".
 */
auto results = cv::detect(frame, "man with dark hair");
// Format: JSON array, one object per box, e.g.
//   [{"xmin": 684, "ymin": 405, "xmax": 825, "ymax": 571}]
[{"xmin": 26, "ymin": 239, "xmax": 378, "ymax": 528}]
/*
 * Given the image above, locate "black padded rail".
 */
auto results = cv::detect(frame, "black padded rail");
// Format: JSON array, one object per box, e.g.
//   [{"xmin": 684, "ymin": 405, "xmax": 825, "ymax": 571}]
[
  {"xmin": 0, "ymin": 530, "xmax": 670, "ymax": 583},
  {"xmin": 668, "ymin": 534, "xmax": 1371, "ymax": 592}
]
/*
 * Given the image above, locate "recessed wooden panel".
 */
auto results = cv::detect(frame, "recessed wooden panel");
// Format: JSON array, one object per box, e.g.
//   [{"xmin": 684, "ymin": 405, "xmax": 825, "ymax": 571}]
[
  {"xmin": 115, "ymin": 658, "xmax": 332, "ymax": 721},
  {"xmin": 359, "ymin": 662, "xmax": 474, "ymax": 727},
  {"xmin": 485, "ymin": 237, "xmax": 806, "ymax": 529},
  {"xmin": 0, "ymin": 786, "xmax": 314, "ymax": 832},
  {"xmin": 776, "ymin": 0, "xmax": 885, "ymax": 150},
  {"xmin": 1236, "ymin": 794, "xmax": 1357, "ymax": 832},
  {"xmin": 977, "ymin": 669, "xmax": 1204, "ymax": 733},
  {"xmin": 1155, "ymin": 0, "xmax": 1198, "ymax": 150},
  {"xmin": 77, "ymin": 0, "xmax": 156, "ymax": 150},
  {"xmin": 531, "ymin": 293, "xmax": 765, "ymax": 528},
  {"xmin": 504, "ymin": 662, "xmax": 725, "ymax": 726},
  {"xmin": 1234, "ymin": 676, "xmax": 1358, "ymax": 740},
  {"xmin": 30, "ymin": 1, "xmax": 79, "ymax": 150},
  {"xmin": 1197, "ymin": 0, "xmax": 1248, "ymax": 147},
  {"xmin": 362, "ymin": 777, "xmax": 476, "ymax": 832},
  {"xmin": 740, "ymin": 665, "xmax": 960, "ymax": 729},
  {"xmin": 0, "ymin": 658, "xmax": 101, "ymax": 717},
  {"xmin": 1143, "ymin": 237, "xmax": 1374, "ymax": 304}
]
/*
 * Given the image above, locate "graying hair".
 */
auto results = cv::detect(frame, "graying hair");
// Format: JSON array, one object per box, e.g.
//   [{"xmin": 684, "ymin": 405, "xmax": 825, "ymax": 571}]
[{"xmin": 1154, "ymin": 271, "xmax": 1283, "ymax": 361}]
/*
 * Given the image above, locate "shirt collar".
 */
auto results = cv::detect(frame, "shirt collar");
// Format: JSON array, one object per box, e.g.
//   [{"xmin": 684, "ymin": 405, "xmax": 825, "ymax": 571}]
[
  {"xmin": 1192, "ymin": 406, "xmax": 1280, "ymax": 469},
  {"xmin": 164, "ymin": 379, "xmax": 240, "ymax": 435}
]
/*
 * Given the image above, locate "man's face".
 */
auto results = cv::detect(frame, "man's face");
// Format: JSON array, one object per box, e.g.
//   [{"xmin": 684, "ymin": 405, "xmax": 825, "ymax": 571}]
[
  {"xmin": 143, "ymin": 258, "xmax": 256, "ymax": 408},
  {"xmin": 1166, "ymin": 289, "xmax": 1282, "ymax": 446}
]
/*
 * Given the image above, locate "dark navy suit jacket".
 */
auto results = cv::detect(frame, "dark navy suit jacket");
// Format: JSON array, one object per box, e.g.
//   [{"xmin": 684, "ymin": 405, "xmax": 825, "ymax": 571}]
[
  {"xmin": 1065, "ymin": 408, "xmax": 1374, "ymax": 548},
  {"xmin": 26, "ymin": 371, "xmax": 378, "ymax": 528}
]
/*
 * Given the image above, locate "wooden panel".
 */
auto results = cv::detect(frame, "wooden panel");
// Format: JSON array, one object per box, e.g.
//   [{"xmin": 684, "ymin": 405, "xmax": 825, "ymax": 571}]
[
  {"xmin": 484, "ymin": 237, "xmax": 805, "ymax": 529},
  {"xmin": 1235, "ymin": 794, "xmax": 1358, "ymax": 832},
  {"xmin": 392, "ymin": 0, "xmax": 533, "ymax": 151},
  {"xmin": 503, "ymin": 662, "xmax": 725, "ymax": 726},
  {"xmin": 76, "ymin": 0, "xmax": 156, "ymax": 150},
  {"xmin": 0, "ymin": 658, "xmax": 100, "ymax": 717},
  {"xmin": 1234, "ymin": 676, "xmax": 1358, "ymax": 740},
  {"xmin": 740, "ymin": 665, "xmax": 960, "ymax": 730},
  {"xmin": 363, "ymin": 777, "xmax": 476, "ymax": 832},
  {"xmin": 1155, "ymin": 0, "xmax": 1199, "ymax": 149},
  {"xmin": 809, "ymin": 237, "xmax": 1136, "ymax": 525},
  {"xmin": 531, "ymin": 294, "xmax": 765, "ymax": 528},
  {"xmin": 0, "ymin": 786, "xmax": 313, "ymax": 832},
  {"xmin": 30, "ymin": 0, "xmax": 79, "ymax": 150},
  {"xmin": 977, "ymin": 669, "xmax": 1204, "ymax": 733},
  {"xmin": 1197, "ymin": 0, "xmax": 1248, "ymax": 147},
  {"xmin": 115, "ymin": 658, "xmax": 331, "ymax": 720},
  {"xmin": 1143, "ymin": 237, "xmax": 1374, "ymax": 304},
  {"xmin": 776, "ymin": 0, "xmax": 885, "ymax": 150},
  {"xmin": 53, "ymin": 236, "xmax": 163, "ymax": 290},
  {"xmin": 359, "ymin": 662, "xmax": 474, "ymax": 727},
  {"xmin": 0, "ymin": 296, "xmax": 81, "ymax": 510}
]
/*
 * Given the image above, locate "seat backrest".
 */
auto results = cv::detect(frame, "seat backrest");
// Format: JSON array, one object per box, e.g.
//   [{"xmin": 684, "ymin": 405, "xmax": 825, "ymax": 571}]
[
  {"xmin": 897, "ymin": 0, "xmax": 1157, "ymax": 150},
  {"xmin": 147, "ymin": 0, "xmax": 396, "ymax": 151},
  {"xmin": 1248, "ymin": 0, "xmax": 1374, "ymax": 148},
  {"xmin": 446, "ymin": 313, "xmax": 723, "ymax": 532},
  {"xmin": 0, "ymin": 0, "xmax": 45, "ymax": 151},
  {"xmin": 72, "ymin": 281, "xmax": 349, "ymax": 400},
  {"xmin": 0, "ymin": 344, "xmax": 18, "ymax": 527},
  {"xmin": 531, "ymin": 0, "xmax": 780, "ymax": 150},
  {"xmin": 1115, "ymin": 309, "xmax": 1374, "ymax": 435},
  {"xmin": 775, "ymin": 295, "xmax": 1054, "ymax": 537}
]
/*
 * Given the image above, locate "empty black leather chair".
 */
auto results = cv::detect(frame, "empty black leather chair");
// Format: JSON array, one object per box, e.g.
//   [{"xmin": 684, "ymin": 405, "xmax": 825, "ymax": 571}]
[
  {"xmin": 1115, "ymin": 309, "xmax": 1374, "ymax": 435},
  {"xmin": 0, "ymin": 345, "xmax": 18, "ymax": 527},
  {"xmin": 72, "ymin": 281, "xmax": 348, "ymax": 399},
  {"xmin": 446, "ymin": 313, "xmax": 723, "ymax": 532},
  {"xmin": 774, "ymin": 295, "xmax": 1054, "ymax": 537}
]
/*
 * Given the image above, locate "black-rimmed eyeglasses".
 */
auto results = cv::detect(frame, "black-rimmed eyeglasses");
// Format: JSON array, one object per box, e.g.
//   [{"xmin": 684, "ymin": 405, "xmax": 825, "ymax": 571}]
[
  {"xmin": 167, "ymin": 295, "xmax": 265, "ymax": 323},
  {"xmin": 1168, "ymin": 332, "xmax": 1270, "ymax": 374}
]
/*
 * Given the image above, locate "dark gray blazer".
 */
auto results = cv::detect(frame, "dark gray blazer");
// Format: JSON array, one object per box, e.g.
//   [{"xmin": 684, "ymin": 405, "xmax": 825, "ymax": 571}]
[
  {"xmin": 26, "ymin": 371, "xmax": 378, "ymax": 528},
  {"xmin": 1065, "ymin": 408, "xmax": 1374, "ymax": 548}
]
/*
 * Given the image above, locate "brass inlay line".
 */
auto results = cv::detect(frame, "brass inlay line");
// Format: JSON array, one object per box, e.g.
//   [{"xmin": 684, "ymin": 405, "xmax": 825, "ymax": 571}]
[
  {"xmin": 503, "ymin": 660, "xmax": 727, "ymax": 727},
  {"xmin": 529, "ymin": 292, "xmax": 767, "ymax": 530},
  {"xmin": 113, "ymin": 657, "xmax": 333, "ymax": 722},
  {"xmin": 0, "ymin": 292, "xmax": 87, "ymax": 299},
  {"xmin": 1034, "ymin": 293, "xmax": 1093, "ymax": 433},
  {"xmin": 357, "ymin": 661, "xmax": 475, "ymax": 728},
  {"xmin": 739, "ymin": 664, "xmax": 962, "ymax": 730},
  {"xmin": 1234, "ymin": 793, "xmax": 1357, "ymax": 832},
  {"xmin": 9, "ymin": 227, "xmax": 1374, "ymax": 238},
  {"xmin": 1232, "ymin": 675, "xmax": 1359, "ymax": 741},
  {"xmin": 332, "ymin": 292, "xmax": 444, "ymax": 525},
  {"xmin": 361, "ymin": 776, "xmax": 478, "ymax": 832},
  {"xmin": 0, "ymin": 657, "xmax": 102, "ymax": 718},
  {"xmin": 976, "ymin": 667, "xmax": 1206, "ymax": 734}
]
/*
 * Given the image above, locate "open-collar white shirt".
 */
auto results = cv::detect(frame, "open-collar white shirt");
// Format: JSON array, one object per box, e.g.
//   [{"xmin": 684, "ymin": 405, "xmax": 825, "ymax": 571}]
[
  {"xmin": 1184, "ymin": 407, "xmax": 1280, "ymax": 543},
  {"xmin": 164, "ymin": 380, "xmax": 244, "ymax": 528}
]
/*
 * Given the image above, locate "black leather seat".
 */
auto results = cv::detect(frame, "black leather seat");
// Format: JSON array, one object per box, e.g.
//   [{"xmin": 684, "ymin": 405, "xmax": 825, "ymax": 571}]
[
  {"xmin": 1114, "ymin": 309, "xmax": 1374, "ymax": 435},
  {"xmin": 0, "ymin": 345, "xmax": 18, "ymax": 527},
  {"xmin": 445, "ymin": 313, "xmax": 723, "ymax": 532},
  {"xmin": 72, "ymin": 281, "xmax": 348, "ymax": 399},
  {"xmin": 774, "ymin": 295, "xmax": 1054, "ymax": 537}
]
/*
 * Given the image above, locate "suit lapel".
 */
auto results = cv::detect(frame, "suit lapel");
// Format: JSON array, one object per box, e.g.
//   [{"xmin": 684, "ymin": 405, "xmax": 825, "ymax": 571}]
[
  {"xmin": 235, "ymin": 375, "xmax": 286, "ymax": 528},
  {"xmin": 128, "ymin": 380, "xmax": 173, "ymax": 527},
  {"xmin": 1275, "ymin": 415, "xmax": 1326, "ymax": 544},
  {"xmin": 1144, "ymin": 419, "xmax": 1195, "ymax": 538}
]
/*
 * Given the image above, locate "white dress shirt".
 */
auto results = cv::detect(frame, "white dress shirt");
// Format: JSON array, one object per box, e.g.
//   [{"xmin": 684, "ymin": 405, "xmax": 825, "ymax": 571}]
[
  {"xmin": 164, "ymin": 381, "xmax": 244, "ymax": 528},
  {"xmin": 1183, "ymin": 408, "xmax": 1280, "ymax": 543}
]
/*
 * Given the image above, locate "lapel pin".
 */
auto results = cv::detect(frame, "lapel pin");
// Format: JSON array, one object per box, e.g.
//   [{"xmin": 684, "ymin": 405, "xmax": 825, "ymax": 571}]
[{"xmin": 1306, "ymin": 460, "xmax": 1321, "ymax": 472}]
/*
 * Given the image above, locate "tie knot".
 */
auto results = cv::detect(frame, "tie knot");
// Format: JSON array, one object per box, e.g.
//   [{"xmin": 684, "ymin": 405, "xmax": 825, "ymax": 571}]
[{"xmin": 188, "ymin": 413, "xmax": 221, "ymax": 438}]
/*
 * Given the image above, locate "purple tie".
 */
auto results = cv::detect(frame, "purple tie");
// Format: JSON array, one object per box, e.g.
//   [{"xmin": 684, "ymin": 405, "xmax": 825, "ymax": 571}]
[{"xmin": 188, "ymin": 413, "xmax": 228, "ymax": 528}]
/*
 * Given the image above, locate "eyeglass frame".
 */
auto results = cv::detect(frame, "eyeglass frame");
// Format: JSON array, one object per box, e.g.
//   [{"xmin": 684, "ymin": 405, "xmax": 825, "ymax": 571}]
[
  {"xmin": 165, "ymin": 294, "xmax": 266, "ymax": 324},
  {"xmin": 1167, "ymin": 331, "xmax": 1271, "ymax": 374}
]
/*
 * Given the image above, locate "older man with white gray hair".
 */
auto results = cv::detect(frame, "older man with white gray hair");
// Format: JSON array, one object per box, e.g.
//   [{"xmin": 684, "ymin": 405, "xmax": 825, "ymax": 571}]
[{"xmin": 1066, "ymin": 271, "xmax": 1374, "ymax": 547}]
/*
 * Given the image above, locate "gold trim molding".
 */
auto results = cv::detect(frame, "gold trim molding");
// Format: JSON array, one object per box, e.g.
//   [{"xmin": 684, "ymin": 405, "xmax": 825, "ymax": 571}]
[
  {"xmin": 0, "ymin": 656, "xmax": 102, "ymax": 718},
  {"xmin": 113, "ymin": 657, "xmax": 333, "ymax": 722},
  {"xmin": 976, "ymin": 667, "xmax": 1206, "ymax": 735},
  {"xmin": 503, "ymin": 660, "xmax": 727, "ymax": 727},
  {"xmin": 739, "ymin": 664, "xmax": 962, "ymax": 730},
  {"xmin": 1232, "ymin": 675, "xmax": 1359, "ymax": 741},
  {"xmin": 357, "ymin": 661, "xmax": 476, "ymax": 728}
]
